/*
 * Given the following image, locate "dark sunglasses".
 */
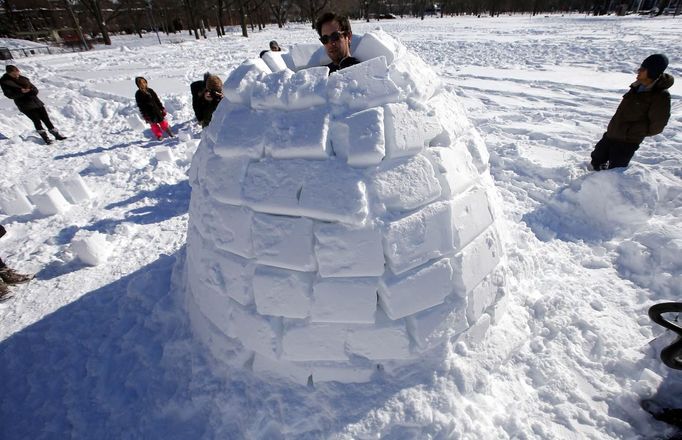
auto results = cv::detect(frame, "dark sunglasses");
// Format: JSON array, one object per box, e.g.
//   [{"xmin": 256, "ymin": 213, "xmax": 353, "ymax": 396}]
[{"xmin": 319, "ymin": 31, "xmax": 346, "ymax": 45}]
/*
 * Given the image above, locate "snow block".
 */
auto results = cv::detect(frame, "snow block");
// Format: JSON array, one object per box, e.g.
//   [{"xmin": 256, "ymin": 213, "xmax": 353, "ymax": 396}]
[
  {"xmin": 347, "ymin": 314, "xmax": 412, "ymax": 360},
  {"xmin": 488, "ymin": 289, "xmax": 509, "ymax": 325},
  {"xmin": 242, "ymin": 159, "xmax": 307, "ymax": 217},
  {"xmin": 451, "ymin": 186, "xmax": 494, "ymax": 250},
  {"xmin": 452, "ymin": 227, "xmax": 502, "ymax": 296},
  {"xmin": 282, "ymin": 43, "xmax": 326, "ymax": 71},
  {"xmin": 70, "ymin": 231, "xmax": 111, "ymax": 266},
  {"xmin": 383, "ymin": 102, "xmax": 441, "ymax": 159},
  {"xmin": 465, "ymin": 313, "xmax": 491, "ymax": 346},
  {"xmin": 250, "ymin": 69, "xmax": 293, "ymax": 110},
  {"xmin": 252, "ymin": 353, "xmax": 311, "ymax": 385},
  {"xmin": 384, "ymin": 201, "xmax": 455, "ymax": 275},
  {"xmin": 0, "ymin": 185, "xmax": 33, "ymax": 215},
  {"xmin": 191, "ymin": 201, "xmax": 254, "ymax": 258},
  {"xmin": 261, "ymin": 51, "xmax": 289, "ymax": 73},
  {"xmin": 281, "ymin": 324, "xmax": 349, "ymax": 361},
  {"xmin": 29, "ymin": 186, "xmax": 71, "ymax": 216},
  {"xmin": 466, "ymin": 275, "xmax": 499, "ymax": 323},
  {"xmin": 298, "ymin": 160, "xmax": 369, "ymax": 225},
  {"xmin": 311, "ymin": 363, "xmax": 374, "ymax": 384},
  {"xmin": 311, "ymin": 277, "xmax": 378, "ymax": 323},
  {"xmin": 213, "ymin": 105, "xmax": 268, "ymax": 159},
  {"xmin": 253, "ymin": 265, "xmax": 313, "ymax": 319},
  {"xmin": 224, "ymin": 59, "xmax": 270, "ymax": 105},
  {"xmin": 201, "ymin": 154, "xmax": 250, "ymax": 206},
  {"xmin": 462, "ymin": 129, "xmax": 490, "ymax": 173},
  {"xmin": 430, "ymin": 93, "xmax": 470, "ymax": 141},
  {"xmin": 252, "ymin": 214, "xmax": 317, "ymax": 272},
  {"xmin": 155, "ymin": 146, "xmax": 174, "ymax": 162},
  {"xmin": 314, "ymin": 222, "xmax": 385, "ymax": 278},
  {"xmin": 327, "ymin": 57, "xmax": 400, "ymax": 113},
  {"xmin": 427, "ymin": 146, "xmax": 479, "ymax": 197},
  {"xmin": 265, "ymin": 108, "xmax": 330, "ymax": 160},
  {"xmin": 370, "ymin": 154, "xmax": 441, "ymax": 212},
  {"xmin": 353, "ymin": 29, "xmax": 405, "ymax": 67},
  {"xmin": 389, "ymin": 52, "xmax": 441, "ymax": 102},
  {"xmin": 378, "ymin": 258, "xmax": 454, "ymax": 320},
  {"xmin": 329, "ymin": 107, "xmax": 385, "ymax": 167},
  {"xmin": 283, "ymin": 66, "xmax": 329, "ymax": 110},
  {"xmin": 90, "ymin": 153, "xmax": 112, "ymax": 170},
  {"xmin": 126, "ymin": 114, "xmax": 146, "ymax": 131},
  {"xmin": 53, "ymin": 173, "xmax": 93, "ymax": 203},
  {"xmin": 227, "ymin": 304, "xmax": 281, "ymax": 357},
  {"xmin": 188, "ymin": 231, "xmax": 255, "ymax": 305},
  {"xmin": 406, "ymin": 298, "xmax": 469, "ymax": 350}
]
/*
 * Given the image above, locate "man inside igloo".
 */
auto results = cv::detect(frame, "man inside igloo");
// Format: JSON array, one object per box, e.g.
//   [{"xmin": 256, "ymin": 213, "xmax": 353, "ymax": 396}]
[
  {"xmin": 181, "ymin": 19, "xmax": 508, "ymax": 385},
  {"xmin": 316, "ymin": 13, "xmax": 360, "ymax": 74}
]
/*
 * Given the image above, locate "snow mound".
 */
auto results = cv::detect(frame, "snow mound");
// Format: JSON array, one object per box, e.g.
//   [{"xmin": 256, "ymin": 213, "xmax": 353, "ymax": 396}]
[
  {"xmin": 180, "ymin": 30, "xmax": 508, "ymax": 384},
  {"xmin": 528, "ymin": 165, "xmax": 660, "ymax": 241}
]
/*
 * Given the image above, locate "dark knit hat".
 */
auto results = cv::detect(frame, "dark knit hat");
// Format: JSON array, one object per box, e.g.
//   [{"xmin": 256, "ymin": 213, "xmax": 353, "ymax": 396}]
[
  {"xmin": 206, "ymin": 75, "xmax": 223, "ymax": 91},
  {"xmin": 641, "ymin": 54, "xmax": 668, "ymax": 80},
  {"xmin": 5, "ymin": 65, "xmax": 18, "ymax": 73},
  {"xmin": 269, "ymin": 40, "xmax": 281, "ymax": 51}
]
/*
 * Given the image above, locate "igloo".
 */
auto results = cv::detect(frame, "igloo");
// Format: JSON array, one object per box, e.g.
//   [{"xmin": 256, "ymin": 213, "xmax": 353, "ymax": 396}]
[{"xmin": 181, "ymin": 30, "xmax": 507, "ymax": 384}]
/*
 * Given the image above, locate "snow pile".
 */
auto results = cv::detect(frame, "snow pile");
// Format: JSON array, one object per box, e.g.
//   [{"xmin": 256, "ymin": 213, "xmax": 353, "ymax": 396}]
[
  {"xmin": 182, "ymin": 30, "xmax": 507, "ymax": 384},
  {"xmin": 0, "ymin": 172, "xmax": 93, "ymax": 217}
]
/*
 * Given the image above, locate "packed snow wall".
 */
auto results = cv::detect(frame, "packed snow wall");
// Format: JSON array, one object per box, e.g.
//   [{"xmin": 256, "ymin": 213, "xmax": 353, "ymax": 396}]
[{"xmin": 183, "ymin": 30, "xmax": 508, "ymax": 384}]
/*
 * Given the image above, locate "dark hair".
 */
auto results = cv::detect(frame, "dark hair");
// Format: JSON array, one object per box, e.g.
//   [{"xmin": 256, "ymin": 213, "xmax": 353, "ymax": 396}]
[
  {"xmin": 315, "ymin": 12, "xmax": 351, "ymax": 36},
  {"xmin": 134, "ymin": 76, "xmax": 146, "ymax": 87},
  {"xmin": 5, "ymin": 65, "xmax": 18, "ymax": 73}
]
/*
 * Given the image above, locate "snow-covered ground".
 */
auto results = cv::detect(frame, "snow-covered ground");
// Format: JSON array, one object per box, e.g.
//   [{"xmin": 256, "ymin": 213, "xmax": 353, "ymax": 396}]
[{"xmin": 1, "ymin": 14, "xmax": 681, "ymax": 439}]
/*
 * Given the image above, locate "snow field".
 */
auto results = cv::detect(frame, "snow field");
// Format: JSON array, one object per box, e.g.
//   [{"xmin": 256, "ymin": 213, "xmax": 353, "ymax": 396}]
[{"xmin": 184, "ymin": 30, "xmax": 508, "ymax": 383}]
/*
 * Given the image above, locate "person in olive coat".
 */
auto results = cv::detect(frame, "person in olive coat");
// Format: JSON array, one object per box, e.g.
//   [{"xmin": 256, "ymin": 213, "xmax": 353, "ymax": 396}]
[
  {"xmin": 590, "ymin": 54, "xmax": 674, "ymax": 171},
  {"xmin": 0, "ymin": 65, "xmax": 67, "ymax": 145},
  {"xmin": 134, "ymin": 76, "xmax": 173, "ymax": 140}
]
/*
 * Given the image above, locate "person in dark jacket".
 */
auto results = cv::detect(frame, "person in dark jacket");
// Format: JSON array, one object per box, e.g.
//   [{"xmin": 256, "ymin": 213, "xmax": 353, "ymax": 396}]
[
  {"xmin": 590, "ymin": 54, "xmax": 674, "ymax": 171},
  {"xmin": 134, "ymin": 76, "xmax": 173, "ymax": 140},
  {"xmin": 0, "ymin": 225, "xmax": 32, "ymax": 301},
  {"xmin": 193, "ymin": 74, "xmax": 223, "ymax": 128},
  {"xmin": 315, "ymin": 12, "xmax": 360, "ymax": 74},
  {"xmin": 259, "ymin": 40, "xmax": 282, "ymax": 58},
  {"xmin": 0, "ymin": 65, "xmax": 67, "ymax": 145}
]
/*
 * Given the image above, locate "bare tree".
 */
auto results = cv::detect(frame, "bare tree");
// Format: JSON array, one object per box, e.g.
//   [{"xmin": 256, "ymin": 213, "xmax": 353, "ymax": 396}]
[
  {"xmin": 269, "ymin": 0, "xmax": 291, "ymax": 27},
  {"xmin": 78, "ymin": 0, "xmax": 126, "ymax": 45},
  {"xmin": 297, "ymin": 0, "xmax": 329, "ymax": 28}
]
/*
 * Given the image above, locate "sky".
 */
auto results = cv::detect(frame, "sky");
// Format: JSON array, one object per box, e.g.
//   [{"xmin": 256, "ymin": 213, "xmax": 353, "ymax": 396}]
[{"xmin": 0, "ymin": 14, "xmax": 681, "ymax": 440}]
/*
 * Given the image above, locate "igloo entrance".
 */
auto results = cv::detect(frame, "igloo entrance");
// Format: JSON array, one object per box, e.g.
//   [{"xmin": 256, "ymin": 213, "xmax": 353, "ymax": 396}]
[{"xmin": 182, "ymin": 30, "xmax": 507, "ymax": 384}]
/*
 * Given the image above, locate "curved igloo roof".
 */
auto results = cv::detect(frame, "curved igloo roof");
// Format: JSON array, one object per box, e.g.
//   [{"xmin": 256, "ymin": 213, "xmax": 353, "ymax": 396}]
[{"xmin": 183, "ymin": 30, "xmax": 507, "ymax": 385}]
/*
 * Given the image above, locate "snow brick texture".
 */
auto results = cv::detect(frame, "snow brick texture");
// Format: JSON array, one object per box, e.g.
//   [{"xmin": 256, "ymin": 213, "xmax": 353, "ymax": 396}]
[{"xmin": 184, "ymin": 31, "xmax": 507, "ymax": 384}]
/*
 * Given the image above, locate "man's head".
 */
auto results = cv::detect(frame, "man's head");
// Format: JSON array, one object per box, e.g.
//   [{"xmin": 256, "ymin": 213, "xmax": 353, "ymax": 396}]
[
  {"xmin": 5, "ymin": 65, "xmax": 19, "ymax": 79},
  {"xmin": 638, "ymin": 54, "xmax": 668, "ymax": 82},
  {"xmin": 315, "ymin": 12, "xmax": 352, "ymax": 65},
  {"xmin": 134, "ymin": 76, "xmax": 147, "ymax": 90},
  {"xmin": 205, "ymin": 75, "xmax": 223, "ymax": 101},
  {"xmin": 269, "ymin": 40, "xmax": 281, "ymax": 51}
]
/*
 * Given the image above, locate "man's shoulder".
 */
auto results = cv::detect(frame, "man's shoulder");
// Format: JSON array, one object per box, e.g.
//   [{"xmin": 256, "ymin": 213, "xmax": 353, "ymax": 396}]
[{"xmin": 340, "ymin": 57, "xmax": 361, "ymax": 69}]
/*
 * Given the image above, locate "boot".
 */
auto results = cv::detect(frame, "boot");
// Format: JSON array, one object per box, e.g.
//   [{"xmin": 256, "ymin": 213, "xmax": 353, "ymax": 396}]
[
  {"xmin": 0, "ymin": 267, "xmax": 32, "ymax": 285},
  {"xmin": 37, "ymin": 130, "xmax": 52, "ymax": 145},
  {"xmin": 49, "ymin": 128, "xmax": 67, "ymax": 141},
  {"xmin": 0, "ymin": 280, "xmax": 9, "ymax": 300},
  {"xmin": 165, "ymin": 126, "xmax": 174, "ymax": 137}
]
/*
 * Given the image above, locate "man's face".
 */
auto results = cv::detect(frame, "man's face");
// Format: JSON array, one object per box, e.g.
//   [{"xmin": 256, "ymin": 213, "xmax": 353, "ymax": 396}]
[
  {"xmin": 636, "ymin": 67, "xmax": 651, "ymax": 84},
  {"xmin": 8, "ymin": 69, "xmax": 20, "ymax": 79},
  {"xmin": 320, "ymin": 20, "xmax": 351, "ymax": 64}
]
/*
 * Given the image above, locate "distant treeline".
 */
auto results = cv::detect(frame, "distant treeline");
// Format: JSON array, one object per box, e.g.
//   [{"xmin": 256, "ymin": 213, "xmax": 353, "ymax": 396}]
[{"xmin": 0, "ymin": 0, "xmax": 676, "ymax": 47}]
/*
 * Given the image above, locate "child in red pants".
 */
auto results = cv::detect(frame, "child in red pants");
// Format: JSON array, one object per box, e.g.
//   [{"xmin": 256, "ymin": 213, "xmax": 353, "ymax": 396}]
[{"xmin": 134, "ymin": 76, "xmax": 173, "ymax": 140}]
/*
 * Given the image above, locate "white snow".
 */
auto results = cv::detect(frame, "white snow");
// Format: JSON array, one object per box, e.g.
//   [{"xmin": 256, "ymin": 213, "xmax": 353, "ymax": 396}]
[{"xmin": 1, "ymin": 15, "xmax": 681, "ymax": 440}]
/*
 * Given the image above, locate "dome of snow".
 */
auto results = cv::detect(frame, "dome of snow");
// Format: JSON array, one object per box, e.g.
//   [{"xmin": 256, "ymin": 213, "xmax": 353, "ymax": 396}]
[{"xmin": 182, "ymin": 30, "xmax": 507, "ymax": 384}]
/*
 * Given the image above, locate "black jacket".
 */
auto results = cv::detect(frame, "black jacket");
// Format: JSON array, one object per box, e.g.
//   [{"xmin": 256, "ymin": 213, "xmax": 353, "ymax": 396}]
[
  {"xmin": 327, "ymin": 56, "xmax": 361, "ymax": 74},
  {"xmin": 606, "ymin": 73, "xmax": 674, "ymax": 144},
  {"xmin": 135, "ymin": 88, "xmax": 165, "ymax": 123},
  {"xmin": 1, "ymin": 73, "xmax": 44, "ymax": 112},
  {"xmin": 192, "ymin": 84, "xmax": 221, "ymax": 127}
]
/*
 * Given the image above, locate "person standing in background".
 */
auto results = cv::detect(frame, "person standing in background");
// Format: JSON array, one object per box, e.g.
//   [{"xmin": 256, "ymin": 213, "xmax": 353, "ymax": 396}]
[
  {"xmin": 134, "ymin": 76, "xmax": 174, "ymax": 141},
  {"xmin": 1, "ymin": 65, "xmax": 67, "ymax": 145},
  {"xmin": 590, "ymin": 54, "xmax": 673, "ymax": 171}
]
